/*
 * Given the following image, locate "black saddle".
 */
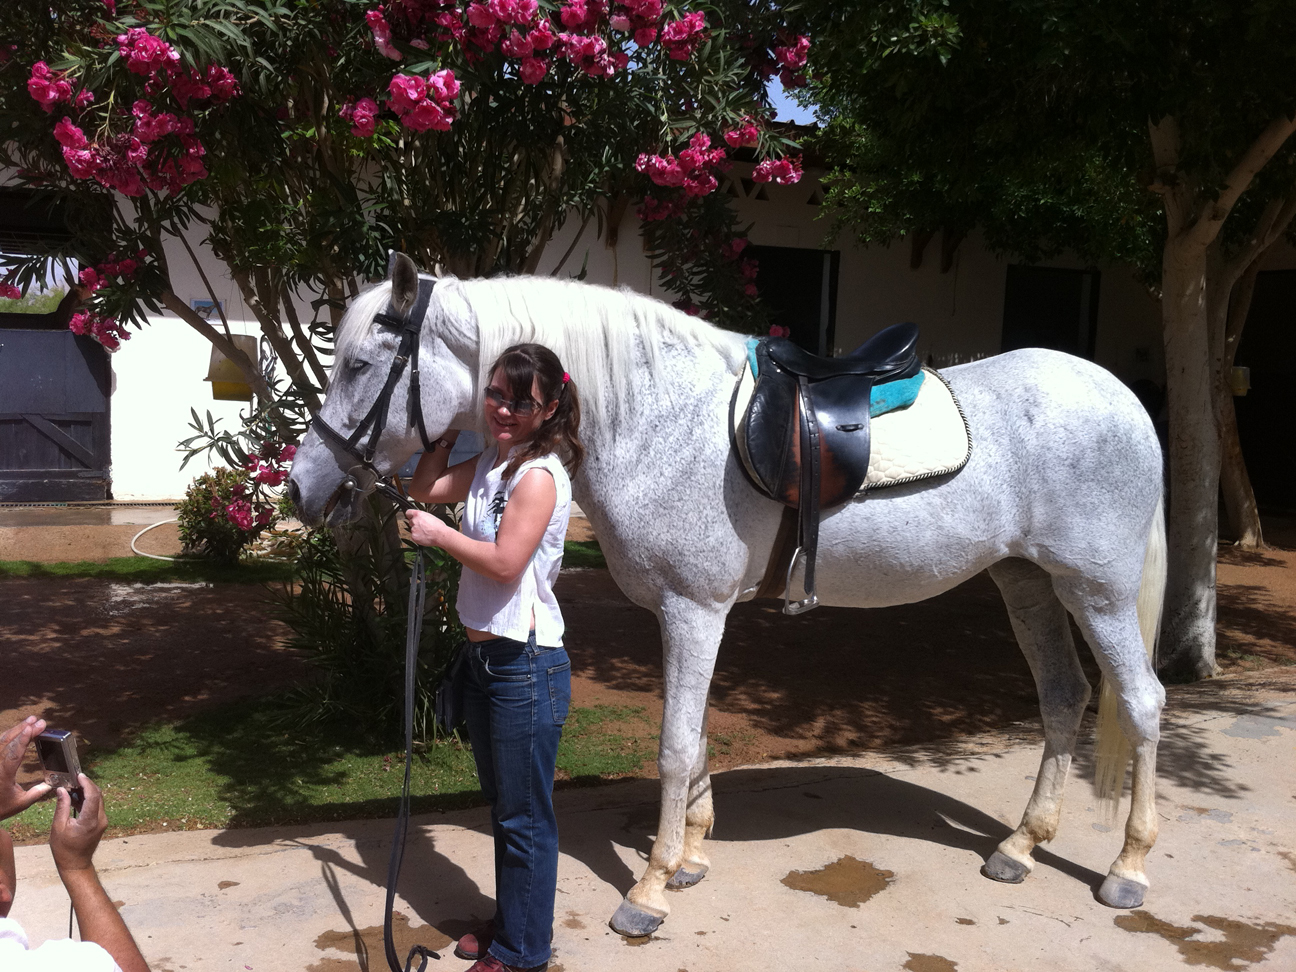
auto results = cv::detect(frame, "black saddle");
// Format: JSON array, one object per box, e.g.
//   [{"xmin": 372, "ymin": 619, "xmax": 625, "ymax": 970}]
[{"xmin": 740, "ymin": 322, "xmax": 921, "ymax": 613}]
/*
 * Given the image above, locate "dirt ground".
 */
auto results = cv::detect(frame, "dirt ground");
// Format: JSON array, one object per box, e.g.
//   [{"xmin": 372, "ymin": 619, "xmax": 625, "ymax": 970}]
[{"xmin": 2, "ymin": 512, "xmax": 1295, "ymax": 783}]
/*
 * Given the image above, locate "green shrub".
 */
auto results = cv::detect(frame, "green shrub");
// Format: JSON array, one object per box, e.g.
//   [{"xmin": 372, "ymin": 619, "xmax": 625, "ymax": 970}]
[
  {"xmin": 177, "ymin": 467, "xmax": 279, "ymax": 565},
  {"xmin": 275, "ymin": 502, "xmax": 464, "ymax": 746}
]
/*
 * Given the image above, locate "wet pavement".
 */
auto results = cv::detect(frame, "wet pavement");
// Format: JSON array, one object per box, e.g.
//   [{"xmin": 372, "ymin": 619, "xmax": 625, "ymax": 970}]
[
  {"xmin": 0, "ymin": 504, "xmax": 179, "ymax": 528},
  {"xmin": 7, "ymin": 678, "xmax": 1295, "ymax": 972}
]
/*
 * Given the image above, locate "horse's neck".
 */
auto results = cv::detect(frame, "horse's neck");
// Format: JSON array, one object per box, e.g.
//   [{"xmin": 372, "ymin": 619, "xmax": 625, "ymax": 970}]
[{"xmin": 575, "ymin": 335, "xmax": 737, "ymax": 505}]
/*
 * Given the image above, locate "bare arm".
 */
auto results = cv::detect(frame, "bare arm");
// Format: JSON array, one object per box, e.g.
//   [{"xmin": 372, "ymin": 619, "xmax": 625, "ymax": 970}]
[
  {"xmin": 51, "ymin": 778, "xmax": 149, "ymax": 972},
  {"xmin": 408, "ymin": 432, "xmax": 476, "ymax": 504},
  {"xmin": 406, "ymin": 467, "xmax": 557, "ymax": 584}
]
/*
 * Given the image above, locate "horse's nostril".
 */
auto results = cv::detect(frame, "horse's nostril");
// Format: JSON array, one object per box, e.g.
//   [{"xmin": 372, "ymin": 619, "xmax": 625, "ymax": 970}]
[{"xmin": 287, "ymin": 478, "xmax": 301, "ymax": 509}]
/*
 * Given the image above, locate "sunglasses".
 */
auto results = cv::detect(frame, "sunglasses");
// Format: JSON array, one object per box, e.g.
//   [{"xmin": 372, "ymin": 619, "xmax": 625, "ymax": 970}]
[{"xmin": 484, "ymin": 386, "xmax": 539, "ymax": 416}]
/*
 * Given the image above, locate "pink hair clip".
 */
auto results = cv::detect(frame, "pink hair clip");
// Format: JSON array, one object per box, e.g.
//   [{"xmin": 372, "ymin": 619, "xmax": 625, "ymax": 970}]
[{"xmin": 562, "ymin": 372, "xmax": 570, "ymax": 384}]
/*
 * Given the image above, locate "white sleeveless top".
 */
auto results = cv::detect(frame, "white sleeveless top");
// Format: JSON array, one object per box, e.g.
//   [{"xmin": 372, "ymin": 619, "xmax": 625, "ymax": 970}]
[{"xmin": 455, "ymin": 445, "xmax": 571, "ymax": 645}]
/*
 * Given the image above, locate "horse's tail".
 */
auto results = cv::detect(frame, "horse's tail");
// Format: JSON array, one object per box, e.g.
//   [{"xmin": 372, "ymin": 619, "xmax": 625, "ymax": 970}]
[{"xmin": 1093, "ymin": 495, "xmax": 1166, "ymax": 820}]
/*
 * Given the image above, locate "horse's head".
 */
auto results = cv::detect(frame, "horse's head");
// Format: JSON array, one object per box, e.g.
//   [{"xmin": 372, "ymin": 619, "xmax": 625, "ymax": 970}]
[{"xmin": 287, "ymin": 252, "xmax": 478, "ymax": 526}]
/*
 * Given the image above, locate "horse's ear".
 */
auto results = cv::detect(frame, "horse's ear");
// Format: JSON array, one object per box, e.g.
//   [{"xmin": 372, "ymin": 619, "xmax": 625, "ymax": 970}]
[{"xmin": 389, "ymin": 252, "xmax": 419, "ymax": 317}]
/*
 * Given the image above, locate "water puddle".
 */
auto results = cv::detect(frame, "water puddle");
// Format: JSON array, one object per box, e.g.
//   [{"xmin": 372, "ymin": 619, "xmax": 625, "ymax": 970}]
[
  {"xmin": 904, "ymin": 953, "xmax": 958, "ymax": 972},
  {"xmin": 309, "ymin": 911, "xmax": 452, "ymax": 972},
  {"xmin": 781, "ymin": 855, "xmax": 894, "ymax": 908},
  {"xmin": 1115, "ymin": 911, "xmax": 1296, "ymax": 970}
]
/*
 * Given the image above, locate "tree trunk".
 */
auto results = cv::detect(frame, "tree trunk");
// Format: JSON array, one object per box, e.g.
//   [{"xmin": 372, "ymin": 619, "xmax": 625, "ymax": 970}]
[
  {"xmin": 1216, "ymin": 260, "xmax": 1264, "ymax": 548},
  {"xmin": 1158, "ymin": 239, "xmax": 1221, "ymax": 681}
]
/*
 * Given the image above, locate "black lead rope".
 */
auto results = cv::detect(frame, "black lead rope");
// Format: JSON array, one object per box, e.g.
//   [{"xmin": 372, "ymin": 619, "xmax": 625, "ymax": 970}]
[{"xmin": 385, "ymin": 548, "xmax": 440, "ymax": 972}]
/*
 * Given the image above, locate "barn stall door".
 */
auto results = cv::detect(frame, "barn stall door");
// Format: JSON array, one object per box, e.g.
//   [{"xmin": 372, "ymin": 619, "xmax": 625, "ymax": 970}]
[{"xmin": 0, "ymin": 328, "xmax": 111, "ymax": 501}]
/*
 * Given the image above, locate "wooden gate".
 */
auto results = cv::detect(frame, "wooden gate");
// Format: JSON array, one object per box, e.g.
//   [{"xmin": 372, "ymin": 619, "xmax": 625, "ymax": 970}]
[{"xmin": 0, "ymin": 325, "xmax": 112, "ymax": 501}]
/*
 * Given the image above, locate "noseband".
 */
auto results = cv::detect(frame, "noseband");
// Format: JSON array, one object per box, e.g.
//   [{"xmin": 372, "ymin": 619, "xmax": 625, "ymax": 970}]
[{"xmin": 311, "ymin": 276, "xmax": 437, "ymax": 518}]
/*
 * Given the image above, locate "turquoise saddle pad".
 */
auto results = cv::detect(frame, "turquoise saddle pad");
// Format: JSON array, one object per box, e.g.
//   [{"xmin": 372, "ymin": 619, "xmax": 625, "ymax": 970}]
[{"xmin": 745, "ymin": 338, "xmax": 925, "ymax": 417}]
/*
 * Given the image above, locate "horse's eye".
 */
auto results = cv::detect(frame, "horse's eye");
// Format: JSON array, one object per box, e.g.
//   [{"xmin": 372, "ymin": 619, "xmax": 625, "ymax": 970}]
[{"xmin": 348, "ymin": 358, "xmax": 369, "ymax": 372}]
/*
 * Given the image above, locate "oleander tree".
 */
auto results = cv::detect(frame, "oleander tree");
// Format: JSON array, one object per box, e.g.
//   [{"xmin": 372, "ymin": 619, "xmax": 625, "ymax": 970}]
[
  {"xmin": 1, "ymin": 0, "xmax": 810, "ymax": 440},
  {"xmin": 800, "ymin": 0, "xmax": 1296, "ymax": 681}
]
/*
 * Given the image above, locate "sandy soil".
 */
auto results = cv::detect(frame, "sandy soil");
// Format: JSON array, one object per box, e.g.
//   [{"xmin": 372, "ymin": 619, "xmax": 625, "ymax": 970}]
[{"xmin": 3, "ymin": 513, "xmax": 1294, "ymax": 782}]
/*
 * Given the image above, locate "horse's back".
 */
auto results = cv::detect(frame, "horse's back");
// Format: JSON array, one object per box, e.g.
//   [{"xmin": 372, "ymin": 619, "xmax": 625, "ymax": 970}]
[{"xmin": 809, "ymin": 348, "xmax": 1162, "ymax": 608}]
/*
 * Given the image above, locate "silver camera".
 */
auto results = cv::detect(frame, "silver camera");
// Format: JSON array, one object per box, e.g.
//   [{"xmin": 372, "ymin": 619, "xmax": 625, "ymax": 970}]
[{"xmin": 36, "ymin": 729, "xmax": 84, "ymax": 811}]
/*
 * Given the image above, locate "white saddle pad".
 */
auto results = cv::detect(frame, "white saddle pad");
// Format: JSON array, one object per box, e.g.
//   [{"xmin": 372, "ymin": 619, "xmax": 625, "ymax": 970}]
[{"xmin": 731, "ymin": 365, "xmax": 972, "ymax": 495}]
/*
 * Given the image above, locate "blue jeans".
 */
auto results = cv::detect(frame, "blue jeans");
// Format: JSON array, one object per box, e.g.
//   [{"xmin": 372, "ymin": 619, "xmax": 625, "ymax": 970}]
[{"xmin": 463, "ymin": 632, "xmax": 570, "ymax": 969}]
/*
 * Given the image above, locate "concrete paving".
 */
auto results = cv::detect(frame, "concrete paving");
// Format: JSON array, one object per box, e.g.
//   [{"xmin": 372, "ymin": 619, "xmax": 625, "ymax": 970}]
[{"xmin": 8, "ymin": 685, "xmax": 1296, "ymax": 972}]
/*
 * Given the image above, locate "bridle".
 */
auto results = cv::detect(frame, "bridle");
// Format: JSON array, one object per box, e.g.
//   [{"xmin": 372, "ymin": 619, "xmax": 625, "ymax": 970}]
[{"xmin": 311, "ymin": 275, "xmax": 437, "ymax": 519}]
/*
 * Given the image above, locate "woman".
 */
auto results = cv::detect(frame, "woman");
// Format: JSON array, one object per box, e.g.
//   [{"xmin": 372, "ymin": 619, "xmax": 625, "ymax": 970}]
[{"xmin": 405, "ymin": 342, "xmax": 583, "ymax": 972}]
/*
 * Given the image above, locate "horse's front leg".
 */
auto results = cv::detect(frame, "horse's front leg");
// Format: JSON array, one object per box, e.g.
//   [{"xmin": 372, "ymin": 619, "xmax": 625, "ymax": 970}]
[
  {"xmin": 667, "ymin": 702, "xmax": 713, "ymax": 889},
  {"xmin": 611, "ymin": 595, "xmax": 726, "ymax": 937}
]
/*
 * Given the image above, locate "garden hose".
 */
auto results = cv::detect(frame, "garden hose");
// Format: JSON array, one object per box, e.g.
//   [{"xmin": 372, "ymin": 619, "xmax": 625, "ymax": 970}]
[{"xmin": 130, "ymin": 518, "xmax": 180, "ymax": 561}]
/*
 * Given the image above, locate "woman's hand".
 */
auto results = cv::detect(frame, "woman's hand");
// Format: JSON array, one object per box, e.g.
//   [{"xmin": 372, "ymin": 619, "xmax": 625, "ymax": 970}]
[{"xmin": 405, "ymin": 509, "xmax": 453, "ymax": 548}]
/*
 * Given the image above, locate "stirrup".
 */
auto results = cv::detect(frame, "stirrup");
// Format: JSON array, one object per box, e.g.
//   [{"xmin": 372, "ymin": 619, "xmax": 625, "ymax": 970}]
[{"xmin": 782, "ymin": 546, "xmax": 819, "ymax": 615}]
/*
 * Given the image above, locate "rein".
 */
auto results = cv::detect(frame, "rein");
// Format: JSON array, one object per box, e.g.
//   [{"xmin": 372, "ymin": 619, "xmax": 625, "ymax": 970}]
[{"xmin": 307, "ymin": 275, "xmax": 442, "ymax": 972}]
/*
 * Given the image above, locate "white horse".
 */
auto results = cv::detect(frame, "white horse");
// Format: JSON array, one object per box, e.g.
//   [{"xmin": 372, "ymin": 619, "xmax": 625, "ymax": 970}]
[{"xmin": 287, "ymin": 255, "xmax": 1167, "ymax": 936}]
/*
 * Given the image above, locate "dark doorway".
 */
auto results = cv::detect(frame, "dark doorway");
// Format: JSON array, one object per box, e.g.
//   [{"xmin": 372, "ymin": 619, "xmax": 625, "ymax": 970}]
[
  {"xmin": 0, "ymin": 329, "xmax": 112, "ymax": 501},
  {"xmin": 1233, "ymin": 269, "xmax": 1296, "ymax": 512},
  {"xmin": 747, "ymin": 246, "xmax": 840, "ymax": 355},
  {"xmin": 1001, "ymin": 266, "xmax": 1101, "ymax": 358}
]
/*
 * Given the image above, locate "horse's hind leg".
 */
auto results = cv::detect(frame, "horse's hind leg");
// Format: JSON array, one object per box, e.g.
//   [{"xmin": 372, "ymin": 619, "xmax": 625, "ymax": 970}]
[
  {"xmin": 611, "ymin": 596, "xmax": 726, "ymax": 937},
  {"xmin": 667, "ymin": 703, "xmax": 714, "ymax": 889},
  {"xmin": 982, "ymin": 558, "xmax": 1092, "ymax": 884},
  {"xmin": 1053, "ymin": 577, "xmax": 1165, "ymax": 908}
]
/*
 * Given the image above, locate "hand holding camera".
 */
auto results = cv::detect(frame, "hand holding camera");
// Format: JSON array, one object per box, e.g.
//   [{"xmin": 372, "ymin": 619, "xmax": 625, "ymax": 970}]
[{"xmin": 0, "ymin": 717, "xmax": 53, "ymax": 821}]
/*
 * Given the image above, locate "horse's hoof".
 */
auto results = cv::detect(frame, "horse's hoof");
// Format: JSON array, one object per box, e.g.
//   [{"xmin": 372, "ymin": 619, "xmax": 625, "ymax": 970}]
[
  {"xmin": 666, "ymin": 865, "xmax": 707, "ymax": 890},
  {"xmin": 1097, "ymin": 874, "xmax": 1147, "ymax": 909},
  {"xmin": 981, "ymin": 851, "xmax": 1030, "ymax": 884},
  {"xmin": 610, "ymin": 899, "xmax": 665, "ymax": 937}
]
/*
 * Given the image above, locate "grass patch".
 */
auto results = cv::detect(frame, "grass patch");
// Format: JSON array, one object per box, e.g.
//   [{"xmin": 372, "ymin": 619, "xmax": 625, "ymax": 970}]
[
  {"xmin": 562, "ymin": 540, "xmax": 606, "ymax": 570},
  {"xmin": 6, "ymin": 696, "xmax": 652, "ymax": 841},
  {"xmin": 0, "ymin": 556, "xmax": 295, "ymax": 585}
]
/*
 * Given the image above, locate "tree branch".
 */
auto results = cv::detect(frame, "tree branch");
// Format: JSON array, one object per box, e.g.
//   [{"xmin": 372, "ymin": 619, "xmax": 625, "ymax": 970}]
[
  {"xmin": 280, "ymin": 283, "xmax": 330, "ymax": 390},
  {"xmin": 1189, "ymin": 112, "xmax": 1296, "ymax": 249}
]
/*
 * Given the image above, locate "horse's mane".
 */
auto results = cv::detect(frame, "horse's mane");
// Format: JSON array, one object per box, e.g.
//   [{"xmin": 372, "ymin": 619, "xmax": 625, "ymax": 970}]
[{"xmin": 335, "ymin": 274, "xmax": 749, "ymax": 422}]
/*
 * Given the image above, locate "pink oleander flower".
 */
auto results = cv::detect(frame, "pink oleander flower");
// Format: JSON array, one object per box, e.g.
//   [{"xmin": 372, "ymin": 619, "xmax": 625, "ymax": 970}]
[
  {"xmin": 69, "ymin": 310, "xmax": 130, "ymax": 351},
  {"xmin": 769, "ymin": 324, "xmax": 789, "ymax": 338},
  {"xmin": 255, "ymin": 465, "xmax": 289, "ymax": 487},
  {"xmin": 225, "ymin": 499, "xmax": 254, "ymax": 531},
  {"xmin": 635, "ymin": 152, "xmax": 685, "ymax": 188},
  {"xmin": 54, "ymin": 117, "xmax": 87, "ymax": 149},
  {"xmin": 79, "ymin": 267, "xmax": 102, "ymax": 291},
  {"xmin": 205, "ymin": 65, "xmax": 239, "ymax": 101},
  {"xmin": 74, "ymin": 89, "xmax": 95, "ymax": 110},
  {"xmin": 366, "ymin": 9, "xmax": 403, "ymax": 59},
  {"xmin": 27, "ymin": 62, "xmax": 73, "ymax": 111},
  {"xmin": 724, "ymin": 119, "xmax": 759, "ymax": 148},
  {"xmin": 388, "ymin": 74, "xmax": 427, "ymax": 112},
  {"xmin": 402, "ymin": 99, "xmax": 453, "ymax": 131},
  {"xmin": 774, "ymin": 34, "xmax": 810, "ymax": 71},
  {"xmin": 661, "ymin": 10, "xmax": 706, "ymax": 60},
  {"xmin": 487, "ymin": 0, "xmax": 517, "ymax": 22},
  {"xmin": 528, "ymin": 21, "xmax": 556, "ymax": 49},
  {"xmin": 466, "ymin": 2, "xmax": 497, "ymax": 27},
  {"xmin": 279, "ymin": 444, "xmax": 297, "ymax": 463},
  {"xmin": 255, "ymin": 506, "xmax": 274, "ymax": 527},
  {"xmin": 340, "ymin": 97, "xmax": 380, "ymax": 136},
  {"xmin": 116, "ymin": 28, "xmax": 179, "ymax": 76},
  {"xmin": 0, "ymin": 283, "xmax": 21, "ymax": 300},
  {"xmin": 104, "ymin": 0, "xmax": 117, "ymax": 13},
  {"xmin": 751, "ymin": 155, "xmax": 803, "ymax": 185},
  {"xmin": 132, "ymin": 101, "xmax": 180, "ymax": 142},
  {"xmin": 633, "ymin": 27, "xmax": 657, "ymax": 46},
  {"xmin": 63, "ymin": 146, "xmax": 100, "ymax": 179},
  {"xmin": 635, "ymin": 195, "xmax": 685, "ymax": 221},
  {"xmin": 740, "ymin": 258, "xmax": 759, "ymax": 280},
  {"xmin": 622, "ymin": 0, "xmax": 661, "ymax": 20},
  {"xmin": 501, "ymin": 29, "xmax": 534, "ymax": 57},
  {"xmin": 519, "ymin": 56, "xmax": 548, "ymax": 84},
  {"xmin": 426, "ymin": 68, "xmax": 460, "ymax": 101},
  {"xmin": 609, "ymin": 14, "xmax": 630, "ymax": 31},
  {"xmin": 720, "ymin": 237, "xmax": 748, "ymax": 260}
]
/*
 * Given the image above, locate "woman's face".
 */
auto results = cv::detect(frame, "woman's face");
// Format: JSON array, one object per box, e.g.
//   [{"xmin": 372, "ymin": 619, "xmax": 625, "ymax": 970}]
[{"xmin": 483, "ymin": 368, "xmax": 558, "ymax": 447}]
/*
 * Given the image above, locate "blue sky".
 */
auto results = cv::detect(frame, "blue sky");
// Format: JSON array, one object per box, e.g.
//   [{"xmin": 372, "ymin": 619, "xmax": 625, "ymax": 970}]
[{"xmin": 767, "ymin": 84, "xmax": 819, "ymax": 126}]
